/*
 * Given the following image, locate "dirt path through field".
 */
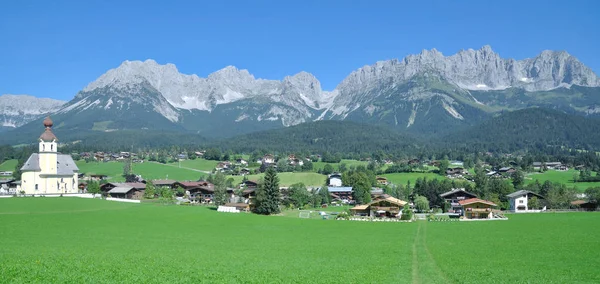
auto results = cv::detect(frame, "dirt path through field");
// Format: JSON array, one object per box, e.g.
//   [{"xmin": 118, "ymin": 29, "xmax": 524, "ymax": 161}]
[{"xmin": 411, "ymin": 221, "xmax": 452, "ymax": 284}]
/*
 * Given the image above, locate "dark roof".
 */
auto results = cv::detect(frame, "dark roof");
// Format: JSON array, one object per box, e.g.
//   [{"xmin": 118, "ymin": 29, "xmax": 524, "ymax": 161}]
[
  {"xmin": 153, "ymin": 179, "xmax": 177, "ymax": 186},
  {"xmin": 440, "ymin": 188, "xmax": 477, "ymax": 198},
  {"xmin": 506, "ymin": 190, "xmax": 545, "ymax": 199},
  {"xmin": 20, "ymin": 153, "xmax": 78, "ymax": 175}
]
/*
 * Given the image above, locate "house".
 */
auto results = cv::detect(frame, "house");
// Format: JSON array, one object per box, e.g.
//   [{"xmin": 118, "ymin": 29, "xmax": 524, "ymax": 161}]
[
  {"xmin": 458, "ymin": 198, "xmax": 498, "ymax": 219},
  {"xmin": 507, "ymin": 190, "xmax": 545, "ymax": 212},
  {"xmin": 376, "ymin": 177, "xmax": 389, "ymax": 185},
  {"xmin": 446, "ymin": 167, "xmax": 466, "ymax": 176},
  {"xmin": 570, "ymin": 200, "xmax": 598, "ymax": 211},
  {"xmin": 328, "ymin": 187, "xmax": 353, "ymax": 200},
  {"xmin": 328, "ymin": 173, "xmax": 342, "ymax": 187},
  {"xmin": 153, "ymin": 179, "xmax": 177, "ymax": 188},
  {"xmin": 0, "ymin": 171, "xmax": 13, "ymax": 176},
  {"xmin": 236, "ymin": 158, "xmax": 248, "ymax": 166},
  {"xmin": 370, "ymin": 187, "xmax": 384, "ymax": 197},
  {"xmin": 102, "ymin": 182, "xmax": 146, "ymax": 199},
  {"xmin": 224, "ymin": 203, "xmax": 250, "ymax": 212},
  {"xmin": 408, "ymin": 159, "xmax": 420, "ymax": 166},
  {"xmin": 240, "ymin": 168, "xmax": 251, "ymax": 176},
  {"xmin": 215, "ymin": 162, "xmax": 231, "ymax": 171},
  {"xmin": 440, "ymin": 188, "xmax": 478, "ymax": 212},
  {"xmin": 0, "ymin": 179, "xmax": 17, "ymax": 194},
  {"xmin": 556, "ymin": 165, "xmax": 569, "ymax": 171},
  {"xmin": 262, "ymin": 154, "xmax": 275, "ymax": 164},
  {"xmin": 350, "ymin": 195, "xmax": 408, "ymax": 217},
  {"xmin": 242, "ymin": 180, "xmax": 259, "ymax": 189},
  {"xmin": 498, "ymin": 167, "xmax": 516, "ymax": 174},
  {"xmin": 545, "ymin": 162, "xmax": 562, "ymax": 169},
  {"xmin": 188, "ymin": 182, "xmax": 215, "ymax": 203},
  {"xmin": 450, "ymin": 160, "xmax": 464, "ymax": 167},
  {"xmin": 533, "ymin": 162, "xmax": 564, "ymax": 170},
  {"xmin": 20, "ymin": 117, "xmax": 79, "ymax": 195},
  {"xmin": 89, "ymin": 174, "xmax": 108, "ymax": 181}
]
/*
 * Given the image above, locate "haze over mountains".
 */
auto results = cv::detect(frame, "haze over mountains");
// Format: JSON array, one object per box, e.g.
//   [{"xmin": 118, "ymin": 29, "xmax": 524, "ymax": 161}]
[{"xmin": 2, "ymin": 46, "xmax": 600, "ymax": 144}]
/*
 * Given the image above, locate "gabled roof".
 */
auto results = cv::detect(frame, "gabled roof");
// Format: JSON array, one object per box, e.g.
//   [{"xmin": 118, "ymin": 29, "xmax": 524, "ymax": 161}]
[
  {"xmin": 458, "ymin": 198, "xmax": 497, "ymax": 207},
  {"xmin": 21, "ymin": 154, "xmax": 41, "ymax": 171},
  {"xmin": 108, "ymin": 186, "xmax": 134, "ymax": 194},
  {"xmin": 506, "ymin": 190, "xmax": 545, "ymax": 199},
  {"xmin": 56, "ymin": 154, "xmax": 79, "ymax": 175},
  {"xmin": 328, "ymin": 187, "xmax": 352, "ymax": 193},
  {"xmin": 376, "ymin": 196, "xmax": 408, "ymax": 207},
  {"xmin": 153, "ymin": 179, "xmax": 177, "ymax": 186},
  {"xmin": 440, "ymin": 188, "xmax": 477, "ymax": 198}
]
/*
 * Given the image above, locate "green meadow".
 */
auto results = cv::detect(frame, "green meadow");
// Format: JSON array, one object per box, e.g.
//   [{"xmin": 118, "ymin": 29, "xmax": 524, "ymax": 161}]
[
  {"xmin": 231, "ymin": 172, "xmax": 327, "ymax": 187},
  {"xmin": 312, "ymin": 159, "xmax": 369, "ymax": 172},
  {"xmin": 76, "ymin": 161, "xmax": 204, "ymax": 182},
  {"xmin": 382, "ymin": 172, "xmax": 442, "ymax": 186},
  {"xmin": 167, "ymin": 158, "xmax": 219, "ymax": 172},
  {"xmin": 0, "ymin": 198, "xmax": 599, "ymax": 283},
  {"xmin": 0, "ymin": 159, "xmax": 18, "ymax": 171},
  {"xmin": 526, "ymin": 169, "xmax": 600, "ymax": 191}
]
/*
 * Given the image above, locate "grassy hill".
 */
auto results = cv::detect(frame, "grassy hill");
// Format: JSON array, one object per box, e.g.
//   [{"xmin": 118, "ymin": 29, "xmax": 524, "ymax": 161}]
[
  {"xmin": 76, "ymin": 161, "xmax": 205, "ymax": 182},
  {"xmin": 0, "ymin": 159, "xmax": 17, "ymax": 172},
  {"xmin": 0, "ymin": 198, "xmax": 599, "ymax": 283},
  {"xmin": 526, "ymin": 169, "xmax": 600, "ymax": 191},
  {"xmin": 230, "ymin": 172, "xmax": 327, "ymax": 187}
]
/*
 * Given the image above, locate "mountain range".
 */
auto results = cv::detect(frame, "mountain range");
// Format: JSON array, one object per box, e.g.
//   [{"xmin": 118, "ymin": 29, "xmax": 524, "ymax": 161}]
[{"xmin": 2, "ymin": 45, "xmax": 600, "ymax": 144}]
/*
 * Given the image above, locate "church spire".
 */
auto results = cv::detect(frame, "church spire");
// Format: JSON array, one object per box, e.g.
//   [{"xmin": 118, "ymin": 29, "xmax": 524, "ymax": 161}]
[{"xmin": 39, "ymin": 116, "xmax": 58, "ymax": 142}]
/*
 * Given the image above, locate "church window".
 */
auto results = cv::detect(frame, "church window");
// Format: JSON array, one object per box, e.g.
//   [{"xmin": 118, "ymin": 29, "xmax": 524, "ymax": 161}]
[
  {"xmin": 43, "ymin": 144, "xmax": 45, "ymax": 151},
  {"xmin": 51, "ymin": 144, "xmax": 53, "ymax": 151},
  {"xmin": 35, "ymin": 184, "xmax": 38, "ymax": 190}
]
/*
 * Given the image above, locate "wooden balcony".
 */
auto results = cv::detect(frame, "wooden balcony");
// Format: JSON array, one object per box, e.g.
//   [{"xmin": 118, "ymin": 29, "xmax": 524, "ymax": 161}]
[{"xmin": 371, "ymin": 206, "xmax": 400, "ymax": 212}]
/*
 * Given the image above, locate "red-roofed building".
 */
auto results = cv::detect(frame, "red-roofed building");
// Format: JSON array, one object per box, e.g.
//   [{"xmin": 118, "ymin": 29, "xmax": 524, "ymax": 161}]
[{"xmin": 458, "ymin": 198, "xmax": 498, "ymax": 219}]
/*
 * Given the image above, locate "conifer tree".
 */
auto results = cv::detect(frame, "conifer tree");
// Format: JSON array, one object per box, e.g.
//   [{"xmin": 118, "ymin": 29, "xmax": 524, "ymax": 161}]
[
  {"xmin": 213, "ymin": 172, "xmax": 228, "ymax": 206},
  {"xmin": 254, "ymin": 166, "xmax": 281, "ymax": 215}
]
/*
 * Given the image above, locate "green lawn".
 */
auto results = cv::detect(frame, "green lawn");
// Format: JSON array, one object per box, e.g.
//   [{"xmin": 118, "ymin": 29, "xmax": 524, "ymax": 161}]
[
  {"xmin": 231, "ymin": 172, "xmax": 327, "ymax": 187},
  {"xmin": 76, "ymin": 161, "xmax": 204, "ymax": 182},
  {"xmin": 382, "ymin": 172, "xmax": 443, "ymax": 186},
  {"xmin": 167, "ymin": 158, "xmax": 219, "ymax": 171},
  {"xmin": 0, "ymin": 159, "xmax": 18, "ymax": 171},
  {"xmin": 1, "ymin": 198, "xmax": 599, "ymax": 283},
  {"xmin": 526, "ymin": 169, "xmax": 600, "ymax": 191},
  {"xmin": 313, "ymin": 159, "xmax": 369, "ymax": 172}
]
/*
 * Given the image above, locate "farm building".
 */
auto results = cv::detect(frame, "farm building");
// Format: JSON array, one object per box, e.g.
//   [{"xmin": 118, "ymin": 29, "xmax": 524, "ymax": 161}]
[
  {"xmin": 507, "ymin": 190, "xmax": 545, "ymax": 212},
  {"xmin": 153, "ymin": 180, "xmax": 177, "ymax": 188},
  {"xmin": 458, "ymin": 198, "xmax": 498, "ymax": 219},
  {"xmin": 350, "ymin": 195, "xmax": 408, "ymax": 218},
  {"xmin": 328, "ymin": 173, "xmax": 342, "ymax": 187}
]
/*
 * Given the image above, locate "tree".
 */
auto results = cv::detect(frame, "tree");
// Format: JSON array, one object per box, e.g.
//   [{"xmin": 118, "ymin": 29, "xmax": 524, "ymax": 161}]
[
  {"xmin": 144, "ymin": 182, "xmax": 156, "ymax": 199},
  {"xmin": 159, "ymin": 187, "xmax": 174, "ymax": 199},
  {"xmin": 414, "ymin": 195, "xmax": 430, "ymax": 213},
  {"xmin": 322, "ymin": 164, "xmax": 334, "ymax": 175},
  {"xmin": 400, "ymin": 204, "xmax": 413, "ymax": 220},
  {"xmin": 528, "ymin": 196, "xmax": 540, "ymax": 210},
  {"xmin": 288, "ymin": 183, "xmax": 310, "ymax": 209},
  {"xmin": 254, "ymin": 167, "xmax": 281, "ymax": 215},
  {"xmin": 338, "ymin": 163, "xmax": 347, "ymax": 173},
  {"xmin": 318, "ymin": 185, "xmax": 331, "ymax": 205},
  {"xmin": 204, "ymin": 148, "xmax": 221, "ymax": 161},
  {"xmin": 87, "ymin": 181, "xmax": 101, "ymax": 195},
  {"xmin": 438, "ymin": 160, "xmax": 450, "ymax": 175},
  {"xmin": 351, "ymin": 172, "xmax": 371, "ymax": 204},
  {"xmin": 213, "ymin": 172, "xmax": 228, "ymax": 206},
  {"xmin": 585, "ymin": 187, "xmax": 600, "ymax": 203},
  {"xmin": 301, "ymin": 160, "xmax": 313, "ymax": 171},
  {"xmin": 573, "ymin": 172, "xmax": 579, "ymax": 183},
  {"xmin": 511, "ymin": 170, "xmax": 525, "ymax": 190}
]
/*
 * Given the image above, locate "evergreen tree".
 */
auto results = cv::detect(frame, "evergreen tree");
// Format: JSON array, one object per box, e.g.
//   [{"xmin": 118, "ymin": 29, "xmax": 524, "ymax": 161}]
[
  {"xmin": 87, "ymin": 180, "xmax": 101, "ymax": 195},
  {"xmin": 318, "ymin": 185, "xmax": 331, "ymax": 204},
  {"xmin": 254, "ymin": 167, "xmax": 281, "ymax": 215},
  {"xmin": 351, "ymin": 172, "xmax": 371, "ymax": 204},
  {"xmin": 322, "ymin": 164, "xmax": 334, "ymax": 175},
  {"xmin": 213, "ymin": 172, "xmax": 228, "ymax": 206},
  {"xmin": 511, "ymin": 170, "xmax": 525, "ymax": 190},
  {"xmin": 438, "ymin": 159, "xmax": 450, "ymax": 175}
]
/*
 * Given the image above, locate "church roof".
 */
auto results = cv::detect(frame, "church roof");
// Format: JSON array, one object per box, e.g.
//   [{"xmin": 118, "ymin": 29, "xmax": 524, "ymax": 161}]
[
  {"xmin": 19, "ymin": 153, "xmax": 79, "ymax": 174},
  {"xmin": 21, "ymin": 154, "xmax": 41, "ymax": 171},
  {"xmin": 57, "ymin": 154, "xmax": 79, "ymax": 175},
  {"xmin": 39, "ymin": 128, "xmax": 58, "ymax": 142}
]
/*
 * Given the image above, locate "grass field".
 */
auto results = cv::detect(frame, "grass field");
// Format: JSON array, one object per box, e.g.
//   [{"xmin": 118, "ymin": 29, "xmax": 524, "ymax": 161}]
[
  {"xmin": 526, "ymin": 169, "xmax": 600, "ymax": 191},
  {"xmin": 382, "ymin": 172, "xmax": 442, "ymax": 186},
  {"xmin": 230, "ymin": 172, "xmax": 327, "ymax": 187},
  {"xmin": 76, "ymin": 161, "xmax": 204, "ymax": 182},
  {"xmin": 167, "ymin": 158, "xmax": 219, "ymax": 172},
  {"xmin": 0, "ymin": 198, "xmax": 599, "ymax": 283},
  {"xmin": 0, "ymin": 159, "xmax": 18, "ymax": 171},
  {"xmin": 313, "ymin": 159, "xmax": 369, "ymax": 172}
]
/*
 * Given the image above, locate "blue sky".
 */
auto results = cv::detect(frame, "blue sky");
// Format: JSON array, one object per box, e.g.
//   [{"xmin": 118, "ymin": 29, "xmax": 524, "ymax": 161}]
[{"xmin": 1, "ymin": 0, "xmax": 599, "ymax": 101}]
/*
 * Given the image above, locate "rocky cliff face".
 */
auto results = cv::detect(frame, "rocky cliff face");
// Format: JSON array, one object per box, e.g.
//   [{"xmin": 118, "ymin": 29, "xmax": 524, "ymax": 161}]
[{"xmin": 0, "ymin": 95, "xmax": 65, "ymax": 129}]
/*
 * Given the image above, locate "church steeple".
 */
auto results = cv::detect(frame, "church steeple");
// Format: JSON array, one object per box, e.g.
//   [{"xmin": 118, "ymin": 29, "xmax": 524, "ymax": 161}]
[{"xmin": 39, "ymin": 116, "xmax": 57, "ymax": 153}]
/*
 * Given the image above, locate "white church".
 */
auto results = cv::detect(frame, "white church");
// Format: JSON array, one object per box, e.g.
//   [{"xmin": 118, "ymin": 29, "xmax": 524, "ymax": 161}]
[{"xmin": 20, "ymin": 117, "xmax": 79, "ymax": 195}]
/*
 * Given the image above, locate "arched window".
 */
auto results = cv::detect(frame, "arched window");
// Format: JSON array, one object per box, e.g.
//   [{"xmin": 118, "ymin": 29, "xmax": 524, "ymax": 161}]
[
  {"xmin": 43, "ymin": 144, "xmax": 45, "ymax": 151},
  {"xmin": 51, "ymin": 144, "xmax": 53, "ymax": 151}
]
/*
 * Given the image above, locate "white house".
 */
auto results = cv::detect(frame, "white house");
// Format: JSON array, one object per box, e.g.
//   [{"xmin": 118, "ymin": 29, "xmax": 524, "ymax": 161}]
[
  {"xmin": 20, "ymin": 117, "xmax": 79, "ymax": 195},
  {"xmin": 328, "ymin": 173, "xmax": 342, "ymax": 187},
  {"xmin": 507, "ymin": 190, "xmax": 545, "ymax": 212},
  {"xmin": 262, "ymin": 154, "xmax": 275, "ymax": 164}
]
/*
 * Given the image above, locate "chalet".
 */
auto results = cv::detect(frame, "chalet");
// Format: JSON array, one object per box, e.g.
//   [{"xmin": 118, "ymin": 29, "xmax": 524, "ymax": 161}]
[
  {"xmin": 350, "ymin": 195, "xmax": 408, "ymax": 218},
  {"xmin": 177, "ymin": 154, "xmax": 187, "ymax": 160},
  {"xmin": 262, "ymin": 154, "xmax": 275, "ymax": 164},
  {"xmin": 458, "ymin": 198, "xmax": 498, "ymax": 219},
  {"xmin": 102, "ymin": 182, "xmax": 146, "ymax": 199},
  {"xmin": 236, "ymin": 158, "xmax": 248, "ymax": 166},
  {"xmin": 89, "ymin": 174, "xmax": 108, "ymax": 181},
  {"xmin": 446, "ymin": 167, "xmax": 466, "ymax": 175},
  {"xmin": 194, "ymin": 151, "xmax": 205, "ymax": 157},
  {"xmin": 440, "ymin": 188, "xmax": 478, "ymax": 212},
  {"xmin": 533, "ymin": 162, "xmax": 564, "ymax": 170},
  {"xmin": 376, "ymin": 177, "xmax": 389, "ymax": 185},
  {"xmin": 240, "ymin": 168, "xmax": 251, "ymax": 176},
  {"xmin": 507, "ymin": 190, "xmax": 545, "ymax": 212},
  {"xmin": 570, "ymin": 200, "xmax": 598, "ymax": 211},
  {"xmin": 498, "ymin": 167, "xmax": 516, "ymax": 174},
  {"xmin": 328, "ymin": 173, "xmax": 342, "ymax": 187},
  {"xmin": 328, "ymin": 187, "xmax": 352, "ymax": 200},
  {"xmin": 215, "ymin": 162, "xmax": 231, "ymax": 171},
  {"xmin": 408, "ymin": 159, "xmax": 420, "ymax": 166},
  {"xmin": 289, "ymin": 158, "xmax": 304, "ymax": 166},
  {"xmin": 78, "ymin": 182, "xmax": 87, "ymax": 191},
  {"xmin": 450, "ymin": 160, "xmax": 464, "ymax": 167},
  {"xmin": 242, "ymin": 180, "xmax": 259, "ymax": 189},
  {"xmin": 153, "ymin": 179, "xmax": 177, "ymax": 188},
  {"xmin": 0, "ymin": 179, "xmax": 16, "ymax": 194}
]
